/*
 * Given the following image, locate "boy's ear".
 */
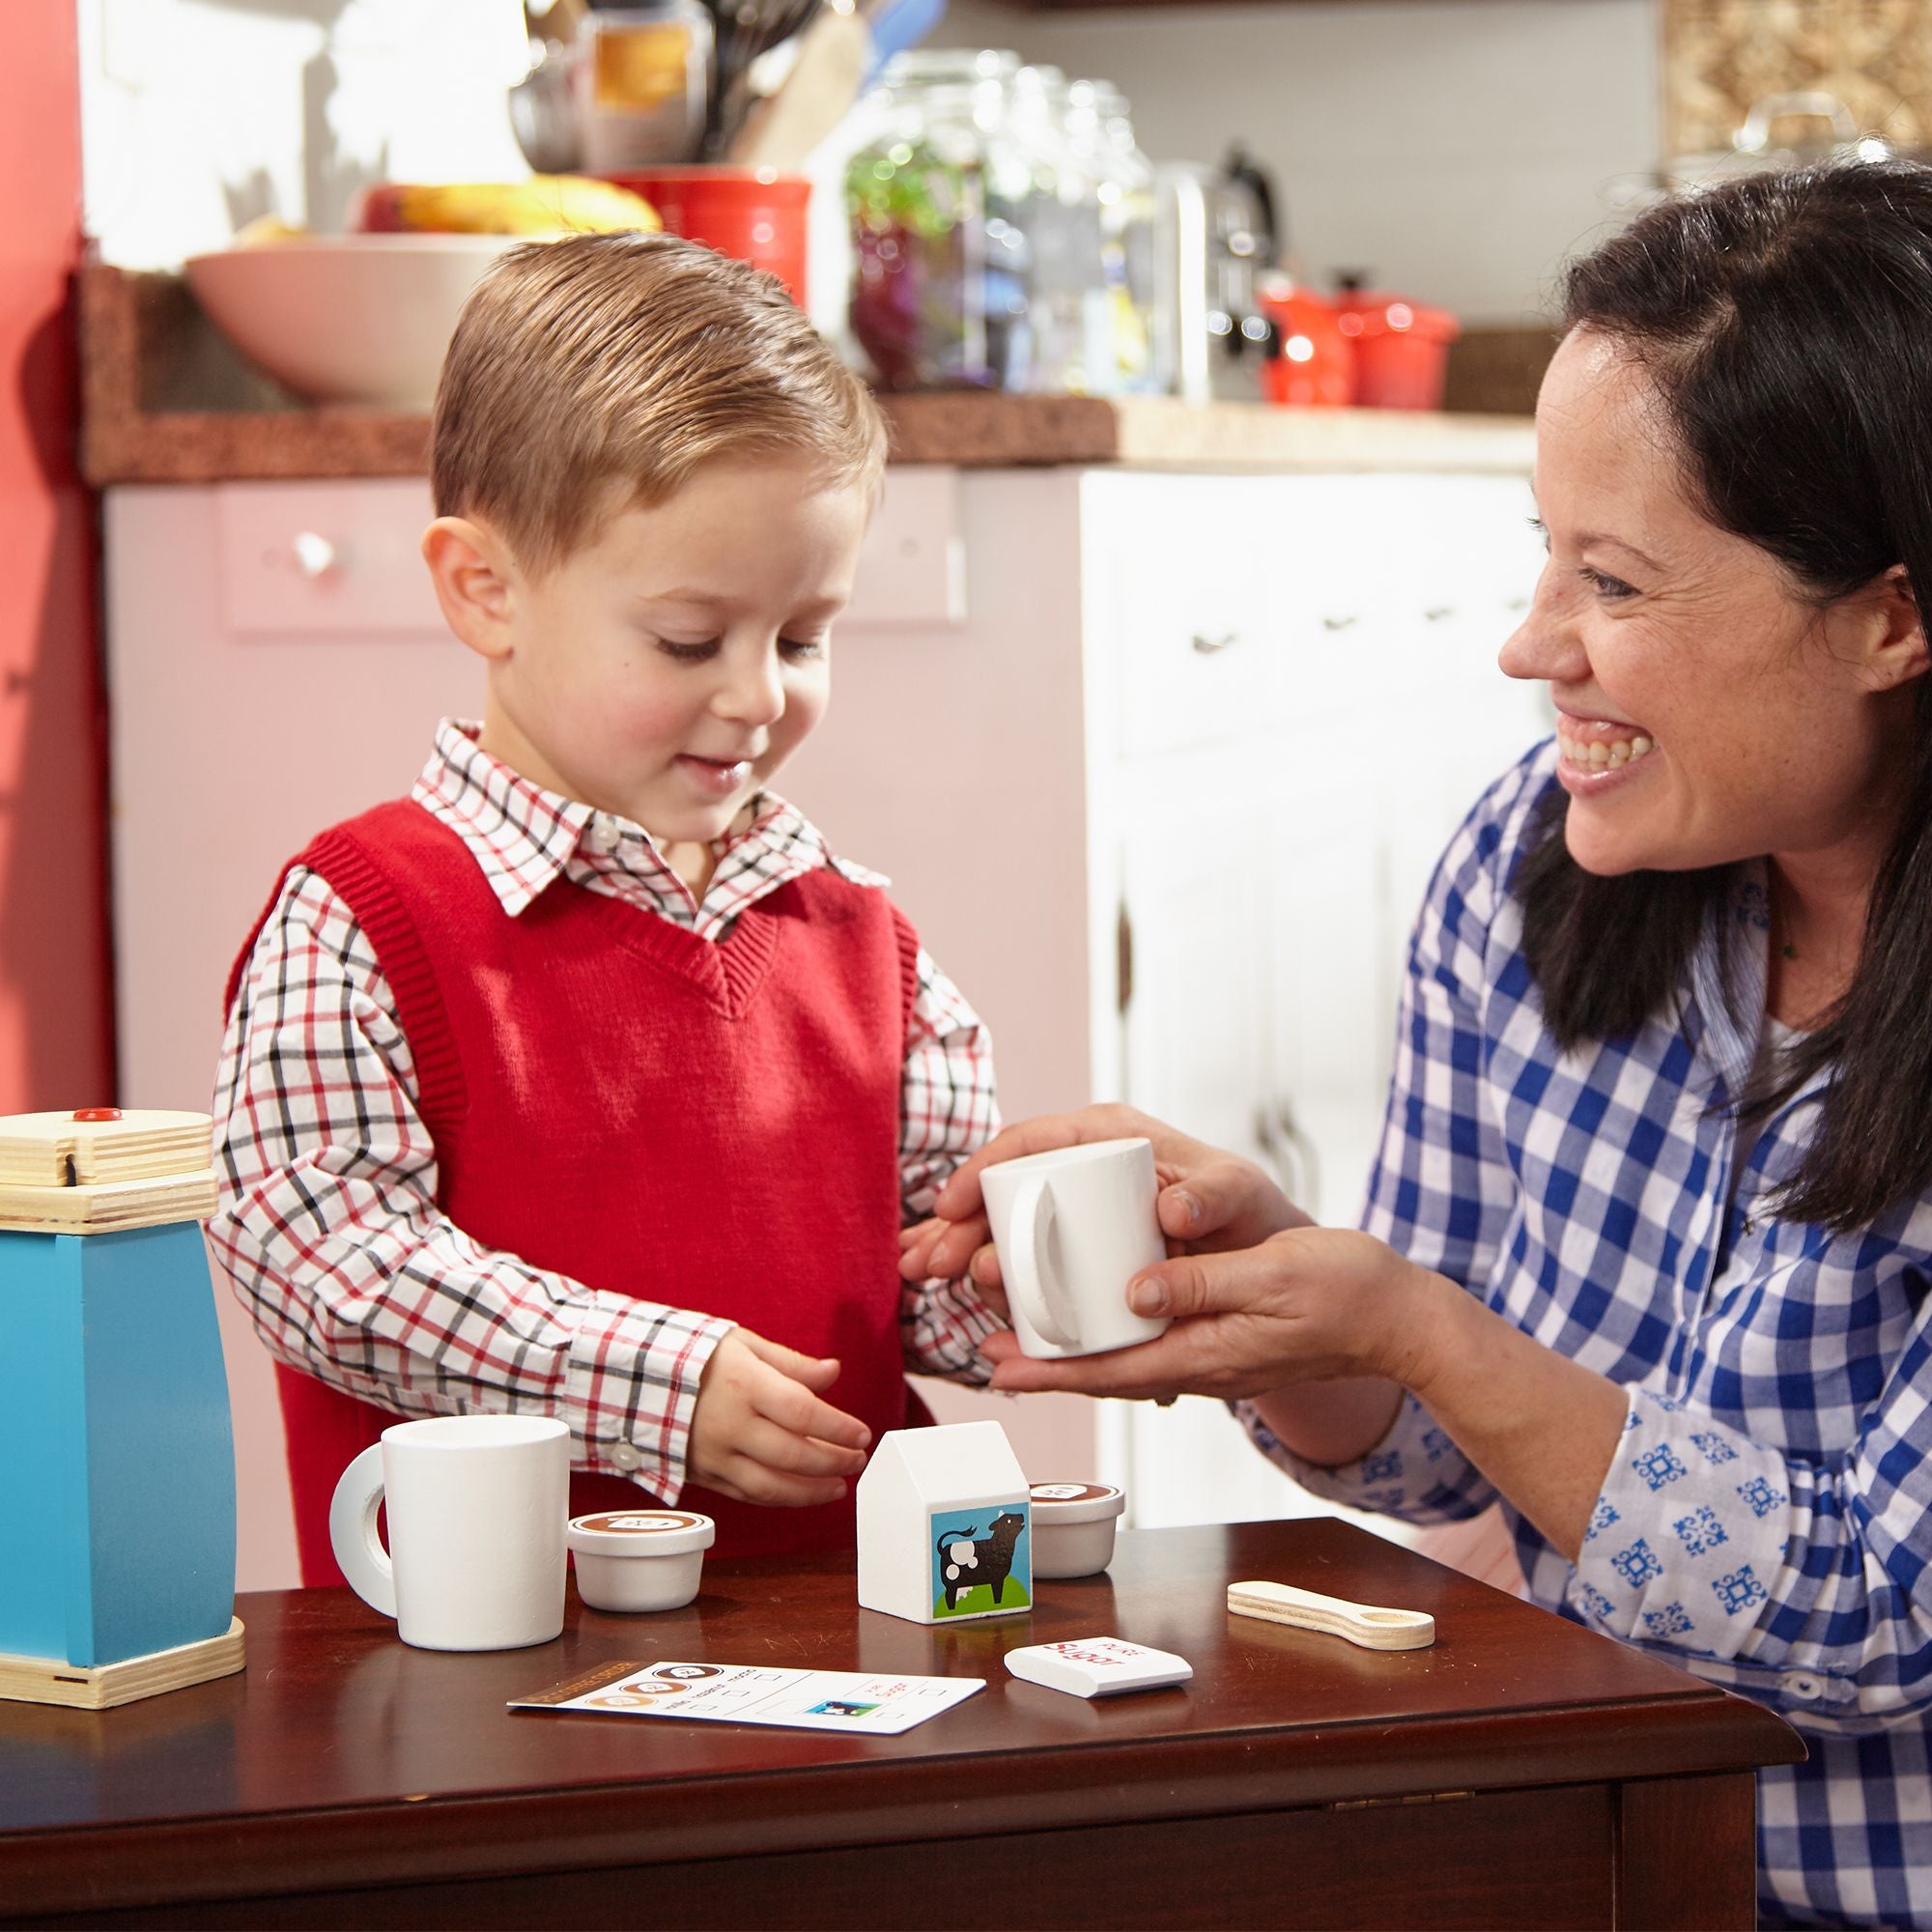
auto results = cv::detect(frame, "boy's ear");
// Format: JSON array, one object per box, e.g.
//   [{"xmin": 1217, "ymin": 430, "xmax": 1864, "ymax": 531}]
[{"xmin": 422, "ymin": 516, "xmax": 521, "ymax": 661}]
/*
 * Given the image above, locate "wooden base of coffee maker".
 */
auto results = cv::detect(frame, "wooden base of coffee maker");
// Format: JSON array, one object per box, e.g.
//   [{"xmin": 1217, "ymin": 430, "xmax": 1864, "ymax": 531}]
[{"xmin": 0, "ymin": 1617, "xmax": 245, "ymax": 1710}]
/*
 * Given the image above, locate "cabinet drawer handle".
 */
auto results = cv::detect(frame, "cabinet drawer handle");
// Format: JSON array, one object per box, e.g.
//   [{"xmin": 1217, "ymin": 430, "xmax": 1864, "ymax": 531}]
[
  {"xmin": 1190, "ymin": 632, "xmax": 1239, "ymax": 655},
  {"xmin": 1321, "ymin": 614, "xmax": 1358, "ymax": 632}
]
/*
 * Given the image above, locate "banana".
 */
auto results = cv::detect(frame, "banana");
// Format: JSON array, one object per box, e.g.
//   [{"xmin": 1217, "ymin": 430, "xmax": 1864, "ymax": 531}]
[{"xmin": 352, "ymin": 177, "xmax": 662, "ymax": 238}]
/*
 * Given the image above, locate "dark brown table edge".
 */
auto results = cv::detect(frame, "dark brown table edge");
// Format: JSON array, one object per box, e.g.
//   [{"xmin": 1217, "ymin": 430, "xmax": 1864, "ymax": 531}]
[{"xmin": 0, "ymin": 1686, "xmax": 1804, "ymax": 1920}]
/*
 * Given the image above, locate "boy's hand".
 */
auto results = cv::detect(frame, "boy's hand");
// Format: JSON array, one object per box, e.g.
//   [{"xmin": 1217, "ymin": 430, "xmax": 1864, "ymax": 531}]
[
  {"xmin": 687, "ymin": 1327, "xmax": 873, "ymax": 1507},
  {"xmin": 898, "ymin": 1217, "xmax": 1010, "ymax": 1324}
]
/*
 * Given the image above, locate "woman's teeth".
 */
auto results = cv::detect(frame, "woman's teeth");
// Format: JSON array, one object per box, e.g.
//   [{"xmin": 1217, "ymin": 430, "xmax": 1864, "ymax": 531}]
[{"xmin": 1558, "ymin": 729, "xmax": 1655, "ymax": 769}]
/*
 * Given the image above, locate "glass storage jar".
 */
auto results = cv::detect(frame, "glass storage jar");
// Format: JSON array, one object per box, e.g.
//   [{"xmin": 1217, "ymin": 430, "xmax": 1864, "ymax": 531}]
[{"xmin": 845, "ymin": 49, "xmax": 1038, "ymax": 391}]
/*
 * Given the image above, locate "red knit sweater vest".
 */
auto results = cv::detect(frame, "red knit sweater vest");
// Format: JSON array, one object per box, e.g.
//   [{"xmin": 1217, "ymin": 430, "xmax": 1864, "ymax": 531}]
[{"xmin": 227, "ymin": 798, "xmax": 925, "ymax": 1585}]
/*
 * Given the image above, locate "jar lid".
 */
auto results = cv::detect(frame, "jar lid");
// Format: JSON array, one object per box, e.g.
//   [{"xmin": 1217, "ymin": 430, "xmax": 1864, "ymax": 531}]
[
  {"xmin": 569, "ymin": 1509, "xmax": 716, "ymax": 1557},
  {"xmin": 1029, "ymin": 1482, "xmax": 1125, "ymax": 1525}
]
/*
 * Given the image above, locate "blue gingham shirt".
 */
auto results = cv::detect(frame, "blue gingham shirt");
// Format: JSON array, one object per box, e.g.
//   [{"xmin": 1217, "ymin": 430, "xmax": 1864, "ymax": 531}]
[{"xmin": 1242, "ymin": 739, "xmax": 1932, "ymax": 1931}]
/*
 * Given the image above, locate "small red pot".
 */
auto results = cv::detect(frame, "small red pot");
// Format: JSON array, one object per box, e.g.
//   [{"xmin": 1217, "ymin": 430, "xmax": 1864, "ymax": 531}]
[
  {"xmin": 1334, "ymin": 290, "xmax": 1461, "ymax": 410},
  {"xmin": 1259, "ymin": 282, "xmax": 1356, "ymax": 408},
  {"xmin": 601, "ymin": 166, "xmax": 811, "ymax": 303}
]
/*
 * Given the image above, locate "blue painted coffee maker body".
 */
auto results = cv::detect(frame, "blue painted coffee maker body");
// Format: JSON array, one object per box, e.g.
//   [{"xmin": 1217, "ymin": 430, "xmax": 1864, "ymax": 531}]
[{"xmin": 0, "ymin": 1113, "xmax": 237, "ymax": 1669}]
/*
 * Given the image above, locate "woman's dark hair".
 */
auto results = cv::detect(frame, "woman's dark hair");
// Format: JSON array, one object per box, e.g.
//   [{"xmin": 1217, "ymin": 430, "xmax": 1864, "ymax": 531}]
[{"xmin": 1520, "ymin": 160, "xmax": 1932, "ymax": 1232}]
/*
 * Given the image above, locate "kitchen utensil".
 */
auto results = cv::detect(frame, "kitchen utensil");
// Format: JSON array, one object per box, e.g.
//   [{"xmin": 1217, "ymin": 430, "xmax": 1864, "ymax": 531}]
[
  {"xmin": 702, "ymin": 0, "xmax": 821, "ymax": 158},
  {"xmin": 1227, "ymin": 1579, "xmax": 1436, "ymax": 1651},
  {"xmin": 981, "ymin": 1138, "xmax": 1169, "ymax": 1361},
  {"xmin": 602, "ymin": 164, "xmax": 810, "ymax": 298},
  {"xmin": 726, "ymin": 0, "xmax": 868, "ymax": 171},
  {"xmin": 1333, "ymin": 279, "xmax": 1459, "ymax": 411},
  {"xmin": 185, "ymin": 235, "xmax": 519, "ymax": 409},
  {"xmin": 329, "ymin": 1414, "xmax": 569, "ymax": 1652}
]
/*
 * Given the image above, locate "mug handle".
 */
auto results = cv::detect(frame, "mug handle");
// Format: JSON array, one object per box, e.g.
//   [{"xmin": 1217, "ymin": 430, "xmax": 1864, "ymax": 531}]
[
  {"xmin": 1004, "ymin": 1174, "xmax": 1081, "ymax": 1350},
  {"xmin": 328, "ymin": 1442, "xmax": 397, "ymax": 1618}
]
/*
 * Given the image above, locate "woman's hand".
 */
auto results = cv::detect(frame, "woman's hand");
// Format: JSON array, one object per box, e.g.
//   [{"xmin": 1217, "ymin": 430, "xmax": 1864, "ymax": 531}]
[
  {"xmin": 979, "ymin": 1226, "xmax": 1443, "ymax": 1402},
  {"xmin": 899, "ymin": 1104, "xmax": 1304, "ymax": 1293}
]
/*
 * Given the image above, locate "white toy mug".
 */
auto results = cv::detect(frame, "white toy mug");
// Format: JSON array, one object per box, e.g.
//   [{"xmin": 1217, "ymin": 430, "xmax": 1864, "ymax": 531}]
[
  {"xmin": 981, "ymin": 1137, "xmax": 1171, "ymax": 1359},
  {"xmin": 328, "ymin": 1413, "xmax": 569, "ymax": 1651}
]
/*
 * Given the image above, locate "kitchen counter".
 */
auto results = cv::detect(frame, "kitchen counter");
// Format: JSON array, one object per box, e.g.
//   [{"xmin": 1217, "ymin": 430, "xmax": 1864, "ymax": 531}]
[{"xmin": 78, "ymin": 266, "xmax": 1536, "ymax": 486}]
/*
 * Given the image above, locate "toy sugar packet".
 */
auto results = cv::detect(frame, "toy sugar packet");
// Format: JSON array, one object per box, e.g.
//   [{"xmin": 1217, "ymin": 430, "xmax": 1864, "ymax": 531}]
[{"xmin": 509, "ymin": 1660, "xmax": 984, "ymax": 1735}]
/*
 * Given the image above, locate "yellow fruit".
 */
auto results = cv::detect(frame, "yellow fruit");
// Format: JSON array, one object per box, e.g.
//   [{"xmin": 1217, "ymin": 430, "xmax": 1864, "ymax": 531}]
[
  {"xmin": 232, "ymin": 215, "xmax": 312, "ymax": 247},
  {"xmin": 351, "ymin": 178, "xmax": 661, "ymax": 237}
]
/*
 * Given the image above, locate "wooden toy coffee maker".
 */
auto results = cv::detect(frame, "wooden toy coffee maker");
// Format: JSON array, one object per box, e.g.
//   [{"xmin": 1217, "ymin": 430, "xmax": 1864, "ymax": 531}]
[{"xmin": 0, "ymin": 1108, "xmax": 243, "ymax": 1708}]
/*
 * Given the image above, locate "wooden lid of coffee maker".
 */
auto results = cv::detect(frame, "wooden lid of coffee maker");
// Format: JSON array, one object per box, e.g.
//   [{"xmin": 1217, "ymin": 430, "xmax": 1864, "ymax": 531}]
[{"xmin": 0, "ymin": 1109, "xmax": 218, "ymax": 1234}]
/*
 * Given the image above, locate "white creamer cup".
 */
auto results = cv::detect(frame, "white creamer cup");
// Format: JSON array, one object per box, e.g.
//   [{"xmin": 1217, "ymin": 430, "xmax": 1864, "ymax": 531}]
[
  {"xmin": 1029, "ymin": 1482, "xmax": 1127, "ymax": 1578},
  {"xmin": 568, "ymin": 1509, "xmax": 716, "ymax": 1612}
]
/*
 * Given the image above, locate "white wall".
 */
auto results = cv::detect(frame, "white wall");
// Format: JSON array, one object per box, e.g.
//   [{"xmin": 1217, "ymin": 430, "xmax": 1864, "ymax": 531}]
[
  {"xmin": 932, "ymin": 0, "xmax": 1659, "ymax": 325},
  {"xmin": 79, "ymin": 0, "xmax": 529, "ymax": 269}
]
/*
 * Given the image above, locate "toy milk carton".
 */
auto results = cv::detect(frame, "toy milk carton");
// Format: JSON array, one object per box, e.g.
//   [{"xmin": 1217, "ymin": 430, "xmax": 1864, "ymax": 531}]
[
  {"xmin": 857, "ymin": 1419, "xmax": 1033, "ymax": 1626},
  {"xmin": 0, "ymin": 1110, "xmax": 243, "ymax": 1708}
]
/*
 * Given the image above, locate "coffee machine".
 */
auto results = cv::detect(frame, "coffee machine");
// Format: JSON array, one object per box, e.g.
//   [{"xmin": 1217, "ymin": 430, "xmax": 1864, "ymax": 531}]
[{"xmin": 1151, "ymin": 147, "xmax": 1277, "ymax": 403}]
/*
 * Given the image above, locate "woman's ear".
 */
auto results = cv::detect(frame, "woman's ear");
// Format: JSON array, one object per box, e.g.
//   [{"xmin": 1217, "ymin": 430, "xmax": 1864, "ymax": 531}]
[
  {"xmin": 1846, "ymin": 563, "xmax": 1929, "ymax": 694},
  {"xmin": 421, "ymin": 516, "xmax": 520, "ymax": 662}
]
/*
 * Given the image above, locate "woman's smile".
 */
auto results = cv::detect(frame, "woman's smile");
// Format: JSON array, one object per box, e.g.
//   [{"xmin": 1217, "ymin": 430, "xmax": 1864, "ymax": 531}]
[{"xmin": 1553, "ymin": 710, "xmax": 1658, "ymax": 793}]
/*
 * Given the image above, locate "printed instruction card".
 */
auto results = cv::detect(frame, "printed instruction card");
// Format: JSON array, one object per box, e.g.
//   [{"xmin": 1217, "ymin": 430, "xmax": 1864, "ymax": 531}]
[{"xmin": 509, "ymin": 1660, "xmax": 985, "ymax": 1735}]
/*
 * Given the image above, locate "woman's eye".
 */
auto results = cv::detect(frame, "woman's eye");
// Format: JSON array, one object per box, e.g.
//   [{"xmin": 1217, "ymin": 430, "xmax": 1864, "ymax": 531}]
[
  {"xmin": 656, "ymin": 639, "xmax": 720, "ymax": 662},
  {"xmin": 1579, "ymin": 566, "xmax": 1636, "ymax": 601}
]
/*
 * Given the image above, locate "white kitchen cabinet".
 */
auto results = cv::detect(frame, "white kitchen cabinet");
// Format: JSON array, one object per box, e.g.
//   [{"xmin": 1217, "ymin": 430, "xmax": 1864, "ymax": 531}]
[{"xmin": 106, "ymin": 461, "xmax": 1546, "ymax": 1589}]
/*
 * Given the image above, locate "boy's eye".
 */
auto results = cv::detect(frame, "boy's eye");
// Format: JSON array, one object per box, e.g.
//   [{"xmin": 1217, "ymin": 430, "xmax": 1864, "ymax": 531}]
[
  {"xmin": 781, "ymin": 636, "xmax": 826, "ymax": 660},
  {"xmin": 656, "ymin": 639, "xmax": 720, "ymax": 662}
]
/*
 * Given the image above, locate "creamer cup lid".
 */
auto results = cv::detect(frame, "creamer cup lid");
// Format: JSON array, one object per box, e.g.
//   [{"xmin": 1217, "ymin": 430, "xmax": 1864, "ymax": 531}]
[
  {"xmin": 1029, "ymin": 1482, "xmax": 1125, "ymax": 1525},
  {"xmin": 568, "ymin": 1509, "xmax": 716, "ymax": 1557}
]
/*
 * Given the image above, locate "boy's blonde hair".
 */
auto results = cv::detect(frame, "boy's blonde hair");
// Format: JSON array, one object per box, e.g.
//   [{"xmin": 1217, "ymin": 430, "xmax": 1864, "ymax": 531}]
[{"xmin": 431, "ymin": 231, "xmax": 888, "ymax": 574}]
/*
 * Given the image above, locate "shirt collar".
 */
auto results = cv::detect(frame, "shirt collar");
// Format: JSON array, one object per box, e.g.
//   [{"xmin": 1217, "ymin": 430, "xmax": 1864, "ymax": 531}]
[{"xmin": 411, "ymin": 719, "xmax": 885, "ymax": 919}]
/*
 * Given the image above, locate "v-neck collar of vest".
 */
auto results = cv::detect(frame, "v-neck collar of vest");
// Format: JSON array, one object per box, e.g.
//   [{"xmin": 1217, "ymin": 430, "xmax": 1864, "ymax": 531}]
[{"xmin": 572, "ymin": 882, "xmax": 785, "ymax": 1019}]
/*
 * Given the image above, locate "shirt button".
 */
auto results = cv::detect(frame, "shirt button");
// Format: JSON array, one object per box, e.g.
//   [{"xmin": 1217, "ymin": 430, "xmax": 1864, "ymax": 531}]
[
  {"xmin": 586, "ymin": 818, "xmax": 620, "ymax": 855},
  {"xmin": 1780, "ymin": 1672, "xmax": 1824, "ymax": 1700},
  {"xmin": 609, "ymin": 1441, "xmax": 643, "ymax": 1472}
]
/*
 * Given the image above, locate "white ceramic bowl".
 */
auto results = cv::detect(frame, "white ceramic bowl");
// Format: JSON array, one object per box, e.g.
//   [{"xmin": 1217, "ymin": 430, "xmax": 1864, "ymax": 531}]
[
  {"xmin": 184, "ymin": 235, "xmax": 521, "ymax": 409},
  {"xmin": 1029, "ymin": 1482, "xmax": 1126, "ymax": 1578},
  {"xmin": 568, "ymin": 1508, "xmax": 715, "ymax": 1612}
]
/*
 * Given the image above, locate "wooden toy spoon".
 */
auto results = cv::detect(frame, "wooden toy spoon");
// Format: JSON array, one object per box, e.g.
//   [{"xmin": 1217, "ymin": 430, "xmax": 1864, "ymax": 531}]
[{"xmin": 1227, "ymin": 1579, "xmax": 1436, "ymax": 1651}]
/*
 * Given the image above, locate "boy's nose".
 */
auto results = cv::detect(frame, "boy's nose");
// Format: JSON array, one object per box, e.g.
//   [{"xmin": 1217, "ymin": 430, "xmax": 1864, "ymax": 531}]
[
  {"xmin": 713, "ymin": 646, "xmax": 786, "ymax": 726},
  {"xmin": 1497, "ymin": 564, "xmax": 1588, "ymax": 687}
]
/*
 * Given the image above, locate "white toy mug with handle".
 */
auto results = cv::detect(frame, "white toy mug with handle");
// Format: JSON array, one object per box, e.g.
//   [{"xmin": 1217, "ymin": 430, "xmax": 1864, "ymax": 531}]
[
  {"xmin": 981, "ymin": 1137, "xmax": 1171, "ymax": 1359},
  {"xmin": 328, "ymin": 1413, "xmax": 569, "ymax": 1651}
]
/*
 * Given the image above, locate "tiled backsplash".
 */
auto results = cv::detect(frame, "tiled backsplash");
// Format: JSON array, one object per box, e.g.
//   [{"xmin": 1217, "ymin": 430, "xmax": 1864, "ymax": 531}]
[{"xmin": 1663, "ymin": 0, "xmax": 1932, "ymax": 157}]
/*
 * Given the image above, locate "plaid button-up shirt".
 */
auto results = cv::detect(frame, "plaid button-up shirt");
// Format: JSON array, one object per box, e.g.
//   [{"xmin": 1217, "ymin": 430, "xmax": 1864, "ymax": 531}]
[
  {"xmin": 1244, "ymin": 738, "xmax": 1932, "ymax": 1929},
  {"xmin": 213, "ymin": 721, "xmax": 1003, "ymax": 1505}
]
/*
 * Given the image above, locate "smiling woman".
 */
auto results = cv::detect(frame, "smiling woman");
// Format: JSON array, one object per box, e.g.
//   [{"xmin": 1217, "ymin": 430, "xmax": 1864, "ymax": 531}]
[{"xmin": 907, "ymin": 160, "xmax": 1932, "ymax": 1931}]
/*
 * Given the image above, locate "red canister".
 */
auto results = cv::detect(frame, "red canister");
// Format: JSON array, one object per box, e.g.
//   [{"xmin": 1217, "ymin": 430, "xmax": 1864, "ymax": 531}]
[
  {"xmin": 1259, "ymin": 280, "xmax": 1356, "ymax": 408},
  {"xmin": 1334, "ymin": 288, "xmax": 1461, "ymax": 410},
  {"xmin": 602, "ymin": 166, "xmax": 811, "ymax": 303}
]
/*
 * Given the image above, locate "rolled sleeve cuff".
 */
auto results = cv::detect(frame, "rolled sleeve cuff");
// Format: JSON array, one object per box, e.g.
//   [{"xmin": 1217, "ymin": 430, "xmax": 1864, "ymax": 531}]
[
  {"xmin": 1567, "ymin": 1388, "xmax": 1845, "ymax": 1706},
  {"xmin": 565, "ymin": 1301, "xmax": 733, "ymax": 1504},
  {"xmin": 1233, "ymin": 1391, "xmax": 1500, "ymax": 1524},
  {"xmin": 902, "ymin": 1275, "xmax": 1005, "ymax": 1384}
]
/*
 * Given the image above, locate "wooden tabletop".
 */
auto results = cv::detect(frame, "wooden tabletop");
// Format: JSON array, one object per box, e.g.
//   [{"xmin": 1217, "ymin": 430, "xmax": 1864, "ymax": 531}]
[{"xmin": 0, "ymin": 1518, "xmax": 1801, "ymax": 1922}]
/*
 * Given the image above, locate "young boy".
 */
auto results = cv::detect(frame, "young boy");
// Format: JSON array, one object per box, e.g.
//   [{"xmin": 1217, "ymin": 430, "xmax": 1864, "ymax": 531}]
[{"xmin": 211, "ymin": 233, "xmax": 1005, "ymax": 1585}]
